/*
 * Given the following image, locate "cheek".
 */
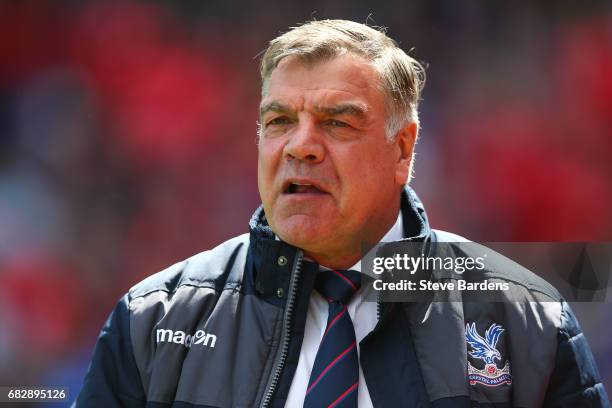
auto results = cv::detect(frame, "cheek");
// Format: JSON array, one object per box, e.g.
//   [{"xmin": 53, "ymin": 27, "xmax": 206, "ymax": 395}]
[
  {"xmin": 257, "ymin": 141, "xmax": 283, "ymax": 195},
  {"xmin": 338, "ymin": 145, "xmax": 395, "ymax": 184},
  {"xmin": 337, "ymin": 149, "xmax": 397, "ymax": 210},
  {"xmin": 257, "ymin": 142, "xmax": 275, "ymax": 175}
]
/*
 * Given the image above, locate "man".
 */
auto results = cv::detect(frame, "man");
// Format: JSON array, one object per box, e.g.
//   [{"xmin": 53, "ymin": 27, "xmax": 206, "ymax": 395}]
[{"xmin": 76, "ymin": 20, "xmax": 609, "ymax": 407}]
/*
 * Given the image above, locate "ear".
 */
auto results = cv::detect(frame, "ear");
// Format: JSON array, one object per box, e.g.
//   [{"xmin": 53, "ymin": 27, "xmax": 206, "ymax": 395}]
[{"xmin": 394, "ymin": 122, "xmax": 418, "ymax": 185}]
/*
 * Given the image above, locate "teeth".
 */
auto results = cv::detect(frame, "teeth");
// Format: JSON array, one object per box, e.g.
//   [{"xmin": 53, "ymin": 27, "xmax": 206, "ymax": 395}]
[{"xmin": 286, "ymin": 182, "xmax": 319, "ymax": 194}]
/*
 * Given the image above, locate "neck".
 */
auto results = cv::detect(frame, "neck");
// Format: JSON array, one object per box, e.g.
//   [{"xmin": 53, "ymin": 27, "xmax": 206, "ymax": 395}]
[
  {"xmin": 305, "ymin": 249, "xmax": 365, "ymax": 271},
  {"xmin": 305, "ymin": 208, "xmax": 401, "ymax": 270}
]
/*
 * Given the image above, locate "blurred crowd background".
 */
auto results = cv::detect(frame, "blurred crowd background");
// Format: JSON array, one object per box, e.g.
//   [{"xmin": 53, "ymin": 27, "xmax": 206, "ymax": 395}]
[{"xmin": 0, "ymin": 0, "xmax": 610, "ymax": 404}]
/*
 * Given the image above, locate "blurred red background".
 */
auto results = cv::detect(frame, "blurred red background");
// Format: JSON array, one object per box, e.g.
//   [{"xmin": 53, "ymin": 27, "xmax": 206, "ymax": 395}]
[{"xmin": 0, "ymin": 0, "xmax": 610, "ymax": 404}]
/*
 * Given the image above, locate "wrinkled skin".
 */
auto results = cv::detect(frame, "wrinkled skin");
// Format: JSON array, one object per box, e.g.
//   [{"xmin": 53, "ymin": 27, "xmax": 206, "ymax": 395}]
[{"xmin": 258, "ymin": 54, "xmax": 417, "ymax": 268}]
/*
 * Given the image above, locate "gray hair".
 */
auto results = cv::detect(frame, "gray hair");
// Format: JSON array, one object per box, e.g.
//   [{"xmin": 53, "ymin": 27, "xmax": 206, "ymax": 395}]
[{"xmin": 259, "ymin": 19, "xmax": 426, "ymax": 140}]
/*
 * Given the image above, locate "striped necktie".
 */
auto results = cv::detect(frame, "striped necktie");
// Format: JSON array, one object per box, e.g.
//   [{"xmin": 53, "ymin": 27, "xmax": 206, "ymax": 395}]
[{"xmin": 304, "ymin": 269, "xmax": 361, "ymax": 408}]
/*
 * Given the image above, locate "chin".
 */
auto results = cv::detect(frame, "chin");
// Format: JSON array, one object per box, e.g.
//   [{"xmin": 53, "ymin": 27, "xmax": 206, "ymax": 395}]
[{"xmin": 272, "ymin": 215, "xmax": 329, "ymax": 249}]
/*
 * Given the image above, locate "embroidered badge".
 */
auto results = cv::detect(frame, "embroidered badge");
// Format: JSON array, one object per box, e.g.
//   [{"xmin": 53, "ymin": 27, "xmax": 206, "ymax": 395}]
[{"xmin": 465, "ymin": 322, "xmax": 512, "ymax": 387}]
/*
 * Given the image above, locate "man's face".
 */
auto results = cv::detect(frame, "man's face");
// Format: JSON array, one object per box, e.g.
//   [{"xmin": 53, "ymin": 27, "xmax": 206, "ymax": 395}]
[{"xmin": 258, "ymin": 54, "xmax": 415, "ymax": 267}]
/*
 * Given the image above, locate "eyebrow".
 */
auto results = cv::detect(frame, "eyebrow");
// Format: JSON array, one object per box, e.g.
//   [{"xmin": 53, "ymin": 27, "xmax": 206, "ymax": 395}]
[
  {"xmin": 314, "ymin": 103, "xmax": 368, "ymax": 118},
  {"xmin": 259, "ymin": 101, "xmax": 292, "ymax": 119},
  {"xmin": 259, "ymin": 101, "xmax": 368, "ymax": 120}
]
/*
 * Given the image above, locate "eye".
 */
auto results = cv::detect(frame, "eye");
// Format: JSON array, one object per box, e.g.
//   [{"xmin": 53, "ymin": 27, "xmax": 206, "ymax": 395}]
[
  {"xmin": 326, "ymin": 119, "xmax": 348, "ymax": 127},
  {"xmin": 266, "ymin": 116, "xmax": 292, "ymax": 127}
]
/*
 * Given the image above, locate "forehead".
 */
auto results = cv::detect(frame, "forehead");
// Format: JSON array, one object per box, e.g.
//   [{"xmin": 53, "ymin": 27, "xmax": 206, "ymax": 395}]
[{"xmin": 261, "ymin": 54, "xmax": 385, "ymax": 112}]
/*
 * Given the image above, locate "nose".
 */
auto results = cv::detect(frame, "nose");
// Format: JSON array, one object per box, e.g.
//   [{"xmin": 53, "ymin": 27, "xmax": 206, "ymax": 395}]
[{"xmin": 283, "ymin": 117, "xmax": 325, "ymax": 163}]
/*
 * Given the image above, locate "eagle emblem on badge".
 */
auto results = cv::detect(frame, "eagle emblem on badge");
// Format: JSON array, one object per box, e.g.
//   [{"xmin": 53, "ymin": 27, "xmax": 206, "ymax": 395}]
[{"xmin": 465, "ymin": 322, "xmax": 512, "ymax": 387}]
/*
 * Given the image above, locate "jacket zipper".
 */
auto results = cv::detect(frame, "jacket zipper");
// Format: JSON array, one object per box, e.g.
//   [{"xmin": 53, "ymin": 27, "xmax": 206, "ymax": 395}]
[{"xmin": 260, "ymin": 250, "xmax": 303, "ymax": 408}]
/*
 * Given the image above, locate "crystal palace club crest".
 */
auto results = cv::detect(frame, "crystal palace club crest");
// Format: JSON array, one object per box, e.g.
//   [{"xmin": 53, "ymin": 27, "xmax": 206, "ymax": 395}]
[{"xmin": 465, "ymin": 322, "xmax": 512, "ymax": 387}]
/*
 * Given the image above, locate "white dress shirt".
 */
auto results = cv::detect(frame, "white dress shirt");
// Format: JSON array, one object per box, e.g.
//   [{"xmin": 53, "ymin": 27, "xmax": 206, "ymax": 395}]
[{"xmin": 285, "ymin": 213, "xmax": 404, "ymax": 407}]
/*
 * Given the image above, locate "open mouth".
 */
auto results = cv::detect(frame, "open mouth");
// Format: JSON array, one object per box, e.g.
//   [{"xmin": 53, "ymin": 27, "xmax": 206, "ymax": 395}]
[{"xmin": 284, "ymin": 182, "xmax": 327, "ymax": 195}]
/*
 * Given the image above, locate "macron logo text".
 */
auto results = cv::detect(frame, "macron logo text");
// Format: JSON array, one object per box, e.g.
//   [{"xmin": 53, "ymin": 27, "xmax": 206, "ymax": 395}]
[{"xmin": 156, "ymin": 329, "xmax": 217, "ymax": 348}]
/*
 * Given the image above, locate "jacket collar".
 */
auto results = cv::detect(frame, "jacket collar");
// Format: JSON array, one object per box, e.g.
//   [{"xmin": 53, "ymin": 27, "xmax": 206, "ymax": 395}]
[{"xmin": 398, "ymin": 186, "xmax": 431, "ymax": 242}]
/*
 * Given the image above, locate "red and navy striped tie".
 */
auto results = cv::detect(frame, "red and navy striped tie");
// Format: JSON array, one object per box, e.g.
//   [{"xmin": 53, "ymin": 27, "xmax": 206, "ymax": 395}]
[{"xmin": 304, "ymin": 269, "xmax": 361, "ymax": 408}]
